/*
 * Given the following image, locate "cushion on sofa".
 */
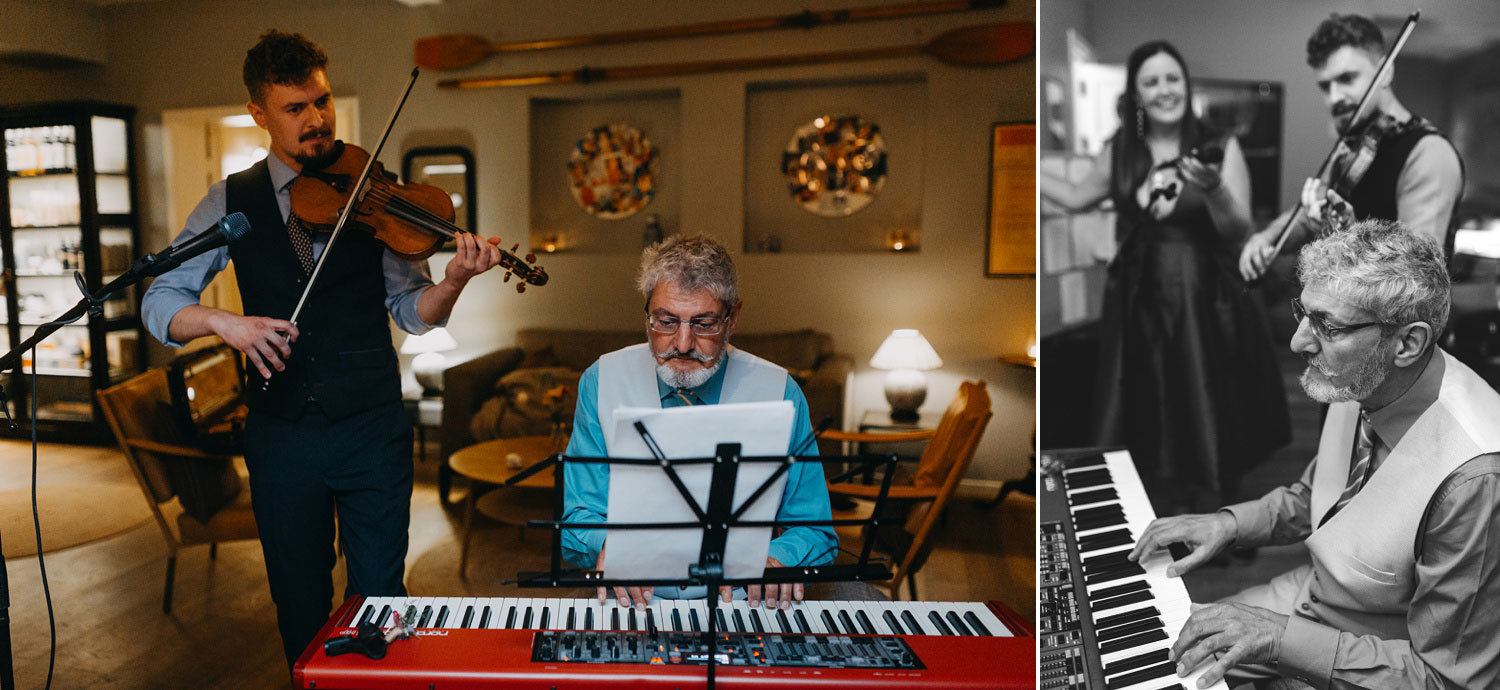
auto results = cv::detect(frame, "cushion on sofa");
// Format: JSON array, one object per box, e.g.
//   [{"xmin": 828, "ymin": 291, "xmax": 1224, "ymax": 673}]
[{"xmin": 469, "ymin": 366, "xmax": 582, "ymax": 442}]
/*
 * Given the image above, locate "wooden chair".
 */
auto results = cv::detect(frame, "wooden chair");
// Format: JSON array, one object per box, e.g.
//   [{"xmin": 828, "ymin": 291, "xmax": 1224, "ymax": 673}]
[
  {"xmin": 97, "ymin": 369, "xmax": 258, "ymax": 613},
  {"xmin": 822, "ymin": 380, "xmax": 993, "ymax": 601}
]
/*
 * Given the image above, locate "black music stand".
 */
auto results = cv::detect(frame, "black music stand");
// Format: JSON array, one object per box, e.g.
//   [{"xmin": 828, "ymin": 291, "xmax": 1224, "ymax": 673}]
[{"xmin": 502, "ymin": 420, "xmax": 901, "ymax": 689}]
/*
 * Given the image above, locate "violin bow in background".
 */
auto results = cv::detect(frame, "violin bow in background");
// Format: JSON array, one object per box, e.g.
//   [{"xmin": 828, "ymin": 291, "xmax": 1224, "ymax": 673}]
[
  {"xmin": 414, "ymin": 0, "xmax": 1006, "ymax": 71},
  {"xmin": 1255, "ymin": 10, "xmax": 1419, "ymax": 280}
]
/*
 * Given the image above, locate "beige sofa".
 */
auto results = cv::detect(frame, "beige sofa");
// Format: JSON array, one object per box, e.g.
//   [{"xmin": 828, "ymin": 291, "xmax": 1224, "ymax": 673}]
[{"xmin": 436, "ymin": 327, "xmax": 853, "ymax": 501}]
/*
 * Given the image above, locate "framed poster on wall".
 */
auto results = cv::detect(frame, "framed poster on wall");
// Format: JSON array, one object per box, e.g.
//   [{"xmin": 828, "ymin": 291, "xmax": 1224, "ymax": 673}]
[{"xmin": 986, "ymin": 122, "xmax": 1036, "ymax": 277}]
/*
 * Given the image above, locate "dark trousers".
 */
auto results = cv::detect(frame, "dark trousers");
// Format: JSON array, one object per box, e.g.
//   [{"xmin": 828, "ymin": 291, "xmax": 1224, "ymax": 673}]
[{"xmin": 244, "ymin": 399, "xmax": 413, "ymax": 670}]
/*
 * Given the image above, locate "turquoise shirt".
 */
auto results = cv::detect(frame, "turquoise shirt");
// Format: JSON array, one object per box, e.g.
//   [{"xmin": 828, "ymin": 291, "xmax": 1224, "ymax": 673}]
[{"xmin": 561, "ymin": 358, "xmax": 837, "ymax": 572}]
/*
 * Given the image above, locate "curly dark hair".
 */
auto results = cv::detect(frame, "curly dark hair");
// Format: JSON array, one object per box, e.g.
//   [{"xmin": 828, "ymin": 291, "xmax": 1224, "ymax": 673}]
[
  {"xmin": 1306, "ymin": 14, "xmax": 1384, "ymax": 68},
  {"xmin": 243, "ymin": 30, "xmax": 328, "ymax": 104}
]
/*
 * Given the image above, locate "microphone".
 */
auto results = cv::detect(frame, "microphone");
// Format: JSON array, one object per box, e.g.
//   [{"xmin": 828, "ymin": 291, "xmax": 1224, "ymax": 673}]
[{"xmin": 129, "ymin": 212, "xmax": 252, "ymax": 279}]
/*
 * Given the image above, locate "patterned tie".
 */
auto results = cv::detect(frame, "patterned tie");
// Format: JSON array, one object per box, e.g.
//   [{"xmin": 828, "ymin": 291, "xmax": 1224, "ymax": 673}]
[
  {"xmin": 1322, "ymin": 409, "xmax": 1378, "ymax": 526},
  {"xmin": 285, "ymin": 212, "xmax": 316, "ymax": 275},
  {"xmin": 673, "ymin": 388, "xmax": 698, "ymax": 406}
]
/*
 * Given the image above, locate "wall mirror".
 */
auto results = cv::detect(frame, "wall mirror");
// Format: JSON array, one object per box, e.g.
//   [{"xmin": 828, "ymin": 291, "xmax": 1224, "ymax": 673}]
[{"xmin": 402, "ymin": 146, "xmax": 476, "ymax": 236}]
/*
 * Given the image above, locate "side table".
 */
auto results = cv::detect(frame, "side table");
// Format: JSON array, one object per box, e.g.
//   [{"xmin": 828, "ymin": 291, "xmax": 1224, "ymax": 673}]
[
  {"xmin": 403, "ymin": 394, "xmax": 443, "ymax": 463},
  {"xmin": 447, "ymin": 435, "xmax": 564, "ymax": 576}
]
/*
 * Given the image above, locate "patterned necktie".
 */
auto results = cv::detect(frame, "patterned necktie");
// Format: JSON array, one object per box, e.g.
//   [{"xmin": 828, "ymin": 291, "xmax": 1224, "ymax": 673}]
[
  {"xmin": 285, "ymin": 212, "xmax": 316, "ymax": 275},
  {"xmin": 1323, "ymin": 409, "xmax": 1378, "ymax": 526},
  {"xmin": 673, "ymin": 389, "xmax": 698, "ymax": 406}
]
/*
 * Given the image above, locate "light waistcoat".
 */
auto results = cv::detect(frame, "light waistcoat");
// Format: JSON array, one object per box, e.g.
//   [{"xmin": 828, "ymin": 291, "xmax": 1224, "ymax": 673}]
[
  {"xmin": 596, "ymin": 343, "xmax": 787, "ymax": 455},
  {"xmin": 1296, "ymin": 350, "xmax": 1500, "ymax": 639}
]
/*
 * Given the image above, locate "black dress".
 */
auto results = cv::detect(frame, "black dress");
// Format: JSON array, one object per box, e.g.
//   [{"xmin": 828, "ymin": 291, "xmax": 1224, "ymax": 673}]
[{"xmin": 1093, "ymin": 170, "xmax": 1291, "ymax": 511}]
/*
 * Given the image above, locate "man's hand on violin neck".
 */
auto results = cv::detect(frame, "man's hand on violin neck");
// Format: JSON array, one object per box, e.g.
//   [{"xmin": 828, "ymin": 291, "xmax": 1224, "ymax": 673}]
[
  {"xmin": 210, "ymin": 312, "xmax": 298, "ymax": 379},
  {"xmin": 443, "ymin": 231, "xmax": 505, "ymax": 285}
]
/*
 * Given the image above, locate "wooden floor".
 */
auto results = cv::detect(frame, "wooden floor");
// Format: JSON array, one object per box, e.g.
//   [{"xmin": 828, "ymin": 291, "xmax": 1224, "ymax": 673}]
[{"xmin": 2, "ymin": 437, "xmax": 1035, "ymax": 689}]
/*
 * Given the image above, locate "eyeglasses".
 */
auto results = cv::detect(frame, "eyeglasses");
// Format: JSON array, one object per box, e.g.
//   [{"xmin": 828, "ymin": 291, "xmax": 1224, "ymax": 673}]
[
  {"xmin": 1291, "ymin": 297, "xmax": 1384, "ymax": 340},
  {"xmin": 647, "ymin": 312, "xmax": 729, "ymax": 337}
]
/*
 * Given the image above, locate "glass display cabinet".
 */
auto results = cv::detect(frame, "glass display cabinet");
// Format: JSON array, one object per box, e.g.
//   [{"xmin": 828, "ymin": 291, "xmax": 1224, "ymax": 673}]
[{"xmin": 0, "ymin": 102, "xmax": 144, "ymax": 441}]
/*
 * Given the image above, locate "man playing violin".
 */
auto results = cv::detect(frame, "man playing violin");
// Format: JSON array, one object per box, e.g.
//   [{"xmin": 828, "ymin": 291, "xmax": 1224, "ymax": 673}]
[
  {"xmin": 141, "ymin": 30, "xmax": 507, "ymax": 671},
  {"xmin": 1240, "ymin": 13, "xmax": 1463, "ymax": 281}
]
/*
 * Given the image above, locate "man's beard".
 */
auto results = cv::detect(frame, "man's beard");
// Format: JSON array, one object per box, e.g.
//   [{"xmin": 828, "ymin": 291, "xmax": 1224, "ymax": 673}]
[
  {"xmin": 293, "ymin": 130, "xmax": 338, "ymax": 169},
  {"xmin": 1300, "ymin": 339, "xmax": 1394, "ymax": 403},
  {"xmin": 655, "ymin": 347, "xmax": 723, "ymax": 390}
]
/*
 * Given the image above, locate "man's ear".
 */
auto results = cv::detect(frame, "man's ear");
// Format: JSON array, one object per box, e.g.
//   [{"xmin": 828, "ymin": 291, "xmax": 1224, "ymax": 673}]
[
  {"xmin": 1392, "ymin": 321, "xmax": 1432, "ymax": 368},
  {"xmin": 725, "ymin": 299, "xmax": 743, "ymax": 337},
  {"xmin": 246, "ymin": 99, "xmax": 268, "ymax": 130}
]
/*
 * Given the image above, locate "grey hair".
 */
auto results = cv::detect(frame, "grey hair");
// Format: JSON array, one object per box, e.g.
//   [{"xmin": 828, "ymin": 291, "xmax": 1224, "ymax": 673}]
[
  {"xmin": 636, "ymin": 234, "xmax": 738, "ymax": 307},
  {"xmin": 1297, "ymin": 219, "xmax": 1450, "ymax": 338}
]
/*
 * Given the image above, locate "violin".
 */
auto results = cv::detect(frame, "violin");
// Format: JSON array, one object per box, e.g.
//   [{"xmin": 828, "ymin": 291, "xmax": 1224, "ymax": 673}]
[
  {"xmin": 1256, "ymin": 10, "xmax": 1420, "ymax": 278},
  {"xmin": 290, "ymin": 140, "xmax": 548, "ymax": 291}
]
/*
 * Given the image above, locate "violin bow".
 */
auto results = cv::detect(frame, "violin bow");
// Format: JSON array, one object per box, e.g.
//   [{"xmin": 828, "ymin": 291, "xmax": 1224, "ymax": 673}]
[
  {"xmin": 1260, "ymin": 11, "xmax": 1419, "ymax": 271},
  {"xmin": 261, "ymin": 67, "xmax": 420, "ymax": 392},
  {"xmin": 286, "ymin": 67, "xmax": 420, "ymax": 327}
]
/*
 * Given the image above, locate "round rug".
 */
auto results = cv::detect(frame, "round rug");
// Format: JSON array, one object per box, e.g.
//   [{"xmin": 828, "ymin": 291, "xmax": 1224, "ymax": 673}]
[{"xmin": 0, "ymin": 483, "xmax": 151, "ymax": 558}]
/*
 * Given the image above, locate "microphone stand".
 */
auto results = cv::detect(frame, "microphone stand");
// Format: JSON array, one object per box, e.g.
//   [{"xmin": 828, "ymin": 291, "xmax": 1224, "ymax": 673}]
[{"xmin": 0, "ymin": 257, "xmax": 162, "ymax": 690}]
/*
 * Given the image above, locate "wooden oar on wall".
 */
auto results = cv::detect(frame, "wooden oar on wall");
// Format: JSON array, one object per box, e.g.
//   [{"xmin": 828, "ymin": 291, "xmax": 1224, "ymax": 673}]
[
  {"xmin": 436, "ymin": 22, "xmax": 1032, "ymax": 90},
  {"xmin": 416, "ymin": 0, "xmax": 1006, "ymax": 71}
]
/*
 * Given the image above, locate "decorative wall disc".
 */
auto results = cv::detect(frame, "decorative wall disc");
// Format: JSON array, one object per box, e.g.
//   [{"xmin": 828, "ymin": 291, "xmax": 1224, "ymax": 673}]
[
  {"xmin": 782, "ymin": 114, "xmax": 886, "ymax": 217},
  {"xmin": 567, "ymin": 122, "xmax": 657, "ymax": 219}
]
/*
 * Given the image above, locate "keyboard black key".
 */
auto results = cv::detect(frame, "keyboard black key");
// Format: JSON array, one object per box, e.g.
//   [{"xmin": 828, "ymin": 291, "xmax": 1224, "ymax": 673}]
[
  {"xmin": 690, "ymin": 609, "xmax": 702, "ymax": 632},
  {"xmin": 1069, "ymin": 454, "xmax": 1108, "ymax": 468},
  {"xmin": 1167, "ymin": 542, "xmax": 1193, "ymax": 562},
  {"xmin": 404, "ymin": 606, "xmax": 417, "ymax": 627},
  {"xmin": 901, "ymin": 611, "xmax": 926, "ymax": 635},
  {"xmin": 377, "ymin": 605, "xmax": 392, "ymax": 628},
  {"xmin": 584, "ymin": 607, "xmax": 594, "ymax": 630},
  {"xmin": 1078, "ymin": 529, "xmax": 1134, "ymax": 551},
  {"xmin": 479, "ymin": 606, "xmax": 491, "ymax": 629},
  {"xmin": 1106, "ymin": 661, "xmax": 1176, "ymax": 689},
  {"xmin": 522, "ymin": 607, "xmax": 534, "ymax": 629},
  {"xmin": 777, "ymin": 609, "xmax": 793, "ymax": 634},
  {"xmin": 838, "ymin": 611, "xmax": 858, "ymax": 634},
  {"xmin": 628, "ymin": 608, "xmax": 638, "ymax": 631},
  {"xmin": 1103, "ymin": 648, "xmax": 1170, "ymax": 676},
  {"xmin": 566, "ymin": 607, "xmax": 576, "ymax": 630},
  {"xmin": 1094, "ymin": 605, "xmax": 1160, "ymax": 630},
  {"xmin": 1067, "ymin": 469, "xmax": 1112, "ymax": 487},
  {"xmin": 716, "ymin": 609, "xmax": 728, "ymax": 633},
  {"xmin": 856, "ymin": 610, "xmax": 878, "ymax": 635},
  {"xmin": 435, "ymin": 606, "xmax": 449, "ymax": 628},
  {"xmin": 1089, "ymin": 579, "xmax": 1149, "ymax": 600},
  {"xmin": 506, "ymin": 607, "xmax": 517, "ymax": 629},
  {"xmin": 1074, "ymin": 514, "xmax": 1128, "ymax": 532},
  {"xmin": 962, "ymin": 611, "xmax": 992, "ymax": 636},
  {"xmin": 884, "ymin": 611, "xmax": 906, "ymax": 634},
  {"xmin": 1086, "ymin": 564, "xmax": 1146, "ymax": 586},
  {"xmin": 1094, "ymin": 590, "xmax": 1155, "ymax": 612},
  {"xmin": 732, "ymin": 610, "xmax": 747, "ymax": 632},
  {"xmin": 945, "ymin": 611, "xmax": 973, "ymax": 636},
  {"xmin": 419, "ymin": 605, "xmax": 434, "ymax": 628},
  {"xmin": 611, "ymin": 608, "xmax": 620, "ymax": 630},
  {"xmin": 538, "ymin": 607, "xmax": 549, "ymax": 629},
  {"xmin": 1083, "ymin": 550, "xmax": 1135, "ymax": 570},
  {"xmin": 927, "ymin": 611, "xmax": 954, "ymax": 635},
  {"xmin": 749, "ymin": 609, "xmax": 764, "ymax": 632},
  {"xmin": 1099, "ymin": 629, "xmax": 1169, "ymax": 655},
  {"xmin": 1096, "ymin": 617, "xmax": 1162, "ymax": 643},
  {"xmin": 460, "ymin": 606, "xmax": 475, "ymax": 629},
  {"xmin": 795, "ymin": 610, "xmax": 812, "ymax": 634},
  {"xmin": 672, "ymin": 608, "xmax": 683, "ymax": 631},
  {"xmin": 357, "ymin": 604, "xmax": 375, "ymax": 628},
  {"xmin": 1068, "ymin": 487, "xmax": 1118, "ymax": 505},
  {"xmin": 646, "ymin": 609, "xmax": 656, "ymax": 634},
  {"xmin": 820, "ymin": 611, "xmax": 838, "ymax": 634},
  {"xmin": 1074, "ymin": 504, "xmax": 1125, "ymax": 520}
]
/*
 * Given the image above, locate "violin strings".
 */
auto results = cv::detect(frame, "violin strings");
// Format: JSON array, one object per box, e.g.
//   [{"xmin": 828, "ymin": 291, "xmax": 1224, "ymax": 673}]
[{"xmin": 364, "ymin": 187, "xmax": 458, "ymax": 238}]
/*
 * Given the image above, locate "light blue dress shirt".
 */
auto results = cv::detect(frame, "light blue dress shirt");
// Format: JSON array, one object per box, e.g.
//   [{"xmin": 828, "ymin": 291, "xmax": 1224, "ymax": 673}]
[
  {"xmin": 561, "ymin": 357, "xmax": 837, "ymax": 576},
  {"xmin": 141, "ymin": 154, "xmax": 441, "ymax": 347}
]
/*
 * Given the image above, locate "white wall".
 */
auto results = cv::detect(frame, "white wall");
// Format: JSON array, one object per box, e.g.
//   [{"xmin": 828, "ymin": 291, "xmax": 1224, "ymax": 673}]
[{"xmin": 1, "ymin": 0, "xmax": 1035, "ymax": 483}]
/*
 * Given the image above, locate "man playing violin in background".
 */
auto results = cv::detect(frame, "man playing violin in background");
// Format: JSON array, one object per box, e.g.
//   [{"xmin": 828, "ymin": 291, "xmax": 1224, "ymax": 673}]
[
  {"xmin": 1240, "ymin": 13, "xmax": 1463, "ymax": 281},
  {"xmin": 141, "ymin": 30, "xmax": 507, "ymax": 671}
]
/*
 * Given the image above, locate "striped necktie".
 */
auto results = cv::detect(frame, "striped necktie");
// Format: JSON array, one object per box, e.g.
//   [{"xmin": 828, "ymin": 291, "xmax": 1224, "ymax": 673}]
[{"xmin": 1322, "ymin": 409, "xmax": 1378, "ymax": 526}]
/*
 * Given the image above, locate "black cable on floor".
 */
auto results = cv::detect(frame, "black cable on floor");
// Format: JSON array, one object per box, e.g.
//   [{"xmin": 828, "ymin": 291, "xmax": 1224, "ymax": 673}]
[{"xmin": 29, "ymin": 351, "xmax": 55, "ymax": 690}]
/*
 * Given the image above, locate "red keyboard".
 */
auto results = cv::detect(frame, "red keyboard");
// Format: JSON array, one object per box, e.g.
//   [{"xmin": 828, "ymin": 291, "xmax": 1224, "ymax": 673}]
[{"xmin": 295, "ymin": 595, "xmax": 1035, "ymax": 689}]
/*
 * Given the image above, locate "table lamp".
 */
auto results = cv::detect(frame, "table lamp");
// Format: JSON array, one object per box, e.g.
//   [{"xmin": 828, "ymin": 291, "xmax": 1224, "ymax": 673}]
[
  {"xmin": 401, "ymin": 327, "xmax": 458, "ymax": 395},
  {"xmin": 870, "ymin": 329, "xmax": 942, "ymax": 421}
]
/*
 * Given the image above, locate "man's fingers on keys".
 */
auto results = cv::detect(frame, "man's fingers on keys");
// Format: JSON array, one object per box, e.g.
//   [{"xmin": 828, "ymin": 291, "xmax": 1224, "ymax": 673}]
[
  {"xmin": 792, "ymin": 582, "xmax": 803, "ymax": 604},
  {"xmin": 720, "ymin": 586, "xmax": 733, "ymax": 603},
  {"xmin": 1166, "ymin": 545, "xmax": 1212, "ymax": 578},
  {"xmin": 747, "ymin": 584, "xmax": 763, "ymax": 607},
  {"xmin": 1173, "ymin": 630, "xmax": 1230, "ymax": 677},
  {"xmin": 613, "ymin": 586, "xmax": 631, "ymax": 607},
  {"xmin": 629, "ymin": 586, "xmax": 649, "ymax": 609},
  {"xmin": 596, "ymin": 586, "xmax": 608, "ymax": 603},
  {"xmin": 1194, "ymin": 644, "xmax": 1245, "ymax": 688},
  {"xmin": 1129, "ymin": 520, "xmax": 1168, "ymax": 561},
  {"xmin": 762, "ymin": 583, "xmax": 779, "ymax": 609}
]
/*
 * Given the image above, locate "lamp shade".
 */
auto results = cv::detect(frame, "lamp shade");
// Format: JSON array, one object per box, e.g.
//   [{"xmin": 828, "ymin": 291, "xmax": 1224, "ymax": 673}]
[
  {"xmin": 400, "ymin": 327, "xmax": 458, "ymax": 355},
  {"xmin": 869, "ymin": 329, "xmax": 942, "ymax": 371}
]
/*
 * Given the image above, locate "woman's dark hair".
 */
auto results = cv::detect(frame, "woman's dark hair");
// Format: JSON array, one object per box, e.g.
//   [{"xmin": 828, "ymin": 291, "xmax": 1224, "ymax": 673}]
[
  {"xmin": 1109, "ymin": 40, "xmax": 1212, "ymax": 207},
  {"xmin": 243, "ymin": 30, "xmax": 328, "ymax": 105}
]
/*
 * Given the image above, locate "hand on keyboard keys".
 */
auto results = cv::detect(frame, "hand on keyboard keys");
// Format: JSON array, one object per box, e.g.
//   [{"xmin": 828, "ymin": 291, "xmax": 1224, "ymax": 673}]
[
  {"xmin": 1170, "ymin": 602, "xmax": 1289, "ymax": 688},
  {"xmin": 1128, "ymin": 512, "xmax": 1238, "ymax": 577}
]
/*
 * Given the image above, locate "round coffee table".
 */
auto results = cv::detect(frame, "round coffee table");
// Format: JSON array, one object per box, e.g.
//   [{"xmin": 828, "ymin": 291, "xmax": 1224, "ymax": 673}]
[{"xmin": 448, "ymin": 435, "xmax": 565, "ymax": 575}]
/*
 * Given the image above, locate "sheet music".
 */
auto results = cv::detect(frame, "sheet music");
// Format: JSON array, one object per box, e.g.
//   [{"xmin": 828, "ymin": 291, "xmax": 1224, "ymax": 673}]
[{"xmin": 602, "ymin": 401, "xmax": 794, "ymax": 581}]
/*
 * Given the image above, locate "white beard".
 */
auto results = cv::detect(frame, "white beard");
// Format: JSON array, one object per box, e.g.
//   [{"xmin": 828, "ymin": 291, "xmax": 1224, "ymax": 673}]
[
  {"xmin": 1299, "ymin": 343, "xmax": 1392, "ymax": 404},
  {"xmin": 656, "ymin": 354, "xmax": 723, "ymax": 390}
]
